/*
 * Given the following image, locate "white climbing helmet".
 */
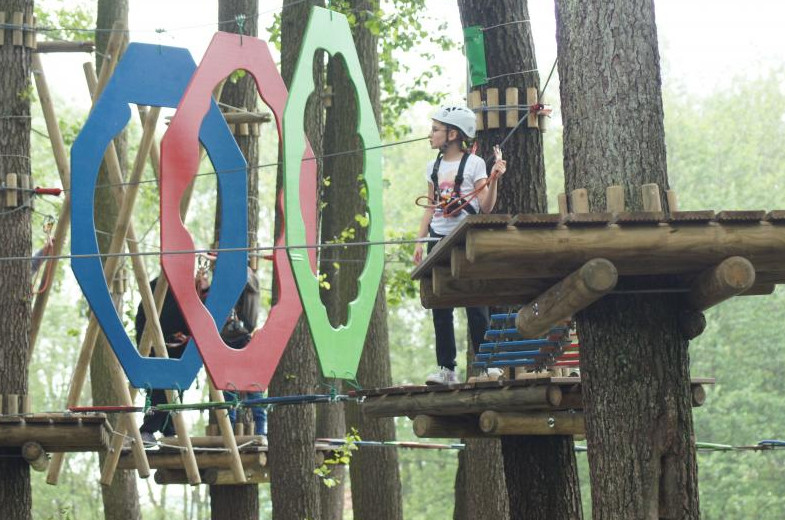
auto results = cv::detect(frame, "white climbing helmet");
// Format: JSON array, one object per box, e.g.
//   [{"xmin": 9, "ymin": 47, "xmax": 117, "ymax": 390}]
[{"xmin": 432, "ymin": 105, "xmax": 477, "ymax": 139}]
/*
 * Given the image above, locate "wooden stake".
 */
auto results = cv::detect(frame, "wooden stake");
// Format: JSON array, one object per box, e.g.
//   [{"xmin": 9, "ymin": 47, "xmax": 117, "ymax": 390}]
[
  {"xmin": 468, "ymin": 90, "xmax": 483, "ymax": 131},
  {"xmin": 505, "ymin": 87, "xmax": 518, "ymax": 128},
  {"xmin": 687, "ymin": 256, "xmax": 756, "ymax": 311},
  {"xmin": 526, "ymin": 87, "xmax": 538, "ymax": 128},
  {"xmin": 22, "ymin": 442, "xmax": 49, "ymax": 472},
  {"xmin": 516, "ymin": 258, "xmax": 618, "ymax": 338},
  {"xmin": 569, "ymin": 188, "xmax": 589, "ymax": 213},
  {"xmin": 641, "ymin": 183, "xmax": 662, "ymax": 212},
  {"xmin": 5, "ymin": 173, "xmax": 18, "ymax": 207},
  {"xmin": 413, "ymin": 415, "xmax": 485, "ymax": 438},
  {"xmin": 486, "ymin": 88, "xmax": 499, "ymax": 129},
  {"xmin": 479, "ymin": 410, "xmax": 585, "ymax": 435},
  {"xmin": 12, "ymin": 12, "xmax": 22, "ymax": 46},
  {"xmin": 606, "ymin": 185, "xmax": 625, "ymax": 213}
]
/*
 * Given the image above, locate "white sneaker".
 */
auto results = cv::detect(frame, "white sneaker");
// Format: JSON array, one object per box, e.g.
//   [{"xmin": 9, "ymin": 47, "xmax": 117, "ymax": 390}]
[
  {"xmin": 485, "ymin": 367, "xmax": 504, "ymax": 380},
  {"xmin": 140, "ymin": 431, "xmax": 157, "ymax": 445},
  {"xmin": 426, "ymin": 367, "xmax": 458, "ymax": 385}
]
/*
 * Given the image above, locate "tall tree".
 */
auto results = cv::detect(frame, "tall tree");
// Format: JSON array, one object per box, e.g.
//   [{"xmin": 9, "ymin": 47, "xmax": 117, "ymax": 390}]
[
  {"xmin": 268, "ymin": 1, "xmax": 324, "ymax": 519},
  {"xmin": 0, "ymin": 1, "xmax": 34, "ymax": 518},
  {"xmin": 210, "ymin": 1, "xmax": 260, "ymax": 518},
  {"xmin": 320, "ymin": 2, "xmax": 404, "ymax": 517},
  {"xmin": 90, "ymin": 2, "xmax": 142, "ymax": 519},
  {"xmin": 456, "ymin": 1, "xmax": 582, "ymax": 518},
  {"xmin": 556, "ymin": 1, "xmax": 700, "ymax": 517}
]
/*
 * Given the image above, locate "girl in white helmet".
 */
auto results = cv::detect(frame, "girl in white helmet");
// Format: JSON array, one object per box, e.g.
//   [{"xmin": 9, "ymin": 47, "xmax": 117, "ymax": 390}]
[{"xmin": 413, "ymin": 105, "xmax": 507, "ymax": 385}]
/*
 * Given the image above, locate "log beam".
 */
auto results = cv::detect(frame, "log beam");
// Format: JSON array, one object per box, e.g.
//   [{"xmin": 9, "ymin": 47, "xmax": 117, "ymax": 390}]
[
  {"xmin": 117, "ymin": 451, "xmax": 266, "ymax": 471},
  {"xmin": 412, "ymin": 415, "xmax": 485, "ymax": 439},
  {"xmin": 687, "ymin": 256, "xmax": 756, "ymax": 311},
  {"xmin": 479, "ymin": 410, "xmax": 585, "ymax": 435},
  {"xmin": 516, "ymin": 258, "xmax": 618, "ymax": 338},
  {"xmin": 22, "ymin": 442, "xmax": 49, "ymax": 472}
]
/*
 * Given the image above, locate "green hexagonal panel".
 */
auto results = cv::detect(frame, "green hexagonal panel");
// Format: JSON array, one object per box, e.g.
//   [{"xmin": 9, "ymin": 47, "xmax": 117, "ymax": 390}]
[{"xmin": 283, "ymin": 6, "xmax": 384, "ymax": 380}]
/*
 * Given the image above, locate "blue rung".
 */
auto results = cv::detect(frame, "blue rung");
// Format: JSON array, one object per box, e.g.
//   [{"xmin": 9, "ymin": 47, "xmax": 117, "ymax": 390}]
[
  {"xmin": 479, "ymin": 339, "xmax": 558, "ymax": 351},
  {"xmin": 476, "ymin": 350, "xmax": 550, "ymax": 361},
  {"xmin": 484, "ymin": 328, "xmax": 521, "ymax": 337},
  {"xmin": 472, "ymin": 359, "xmax": 537, "ymax": 368},
  {"xmin": 490, "ymin": 313, "xmax": 518, "ymax": 323}
]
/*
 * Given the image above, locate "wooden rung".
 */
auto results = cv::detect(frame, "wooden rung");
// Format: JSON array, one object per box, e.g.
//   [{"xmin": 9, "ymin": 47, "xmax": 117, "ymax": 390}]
[
  {"xmin": 12, "ymin": 12, "xmax": 22, "ymax": 46},
  {"xmin": 479, "ymin": 410, "xmax": 585, "ymax": 436},
  {"xmin": 468, "ymin": 90, "xmax": 483, "ymax": 131},
  {"xmin": 516, "ymin": 258, "xmax": 618, "ymax": 339},
  {"xmin": 606, "ymin": 185, "xmax": 625, "ymax": 213},
  {"xmin": 687, "ymin": 256, "xmax": 755, "ymax": 312},
  {"xmin": 641, "ymin": 183, "xmax": 662, "ymax": 212},
  {"xmin": 614, "ymin": 211, "xmax": 664, "ymax": 225},
  {"xmin": 486, "ymin": 88, "xmax": 499, "ymax": 129},
  {"xmin": 569, "ymin": 189, "xmax": 589, "ymax": 214},
  {"xmin": 505, "ymin": 87, "xmax": 518, "ymax": 128},
  {"xmin": 413, "ymin": 415, "xmax": 484, "ymax": 439},
  {"xmin": 511, "ymin": 213, "xmax": 562, "ymax": 228},
  {"xmin": 526, "ymin": 87, "xmax": 538, "ymax": 128}
]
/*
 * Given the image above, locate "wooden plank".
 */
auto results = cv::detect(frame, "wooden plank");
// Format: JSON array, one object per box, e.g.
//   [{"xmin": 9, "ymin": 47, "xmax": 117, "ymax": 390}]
[
  {"xmin": 468, "ymin": 90, "xmax": 483, "ymax": 131},
  {"xmin": 510, "ymin": 213, "xmax": 562, "ymax": 228},
  {"xmin": 505, "ymin": 87, "xmax": 518, "ymax": 128},
  {"xmin": 687, "ymin": 256, "xmax": 756, "ymax": 311},
  {"xmin": 716, "ymin": 210, "xmax": 766, "ymax": 223},
  {"xmin": 0, "ymin": 419, "xmax": 112, "ymax": 451},
  {"xmin": 360, "ymin": 384, "xmax": 562, "ymax": 418},
  {"xmin": 5, "ymin": 173, "xmax": 18, "ymax": 207},
  {"xmin": 569, "ymin": 189, "xmax": 589, "ymax": 213},
  {"xmin": 641, "ymin": 183, "xmax": 662, "ymax": 212},
  {"xmin": 606, "ymin": 185, "xmax": 625, "ymax": 213},
  {"xmin": 526, "ymin": 87, "xmax": 538, "ymax": 128},
  {"xmin": 24, "ymin": 10, "xmax": 34, "ymax": 48},
  {"xmin": 160, "ymin": 435, "xmax": 268, "ymax": 449},
  {"xmin": 12, "ymin": 11, "xmax": 22, "ymax": 46},
  {"xmin": 0, "ymin": 12, "xmax": 5, "ymax": 45},
  {"xmin": 486, "ymin": 88, "xmax": 499, "ymax": 128},
  {"xmin": 516, "ymin": 259, "xmax": 618, "ymax": 338},
  {"xmin": 614, "ymin": 211, "xmax": 665, "ymax": 225},
  {"xmin": 668, "ymin": 210, "xmax": 716, "ymax": 224},
  {"xmin": 764, "ymin": 210, "xmax": 785, "ymax": 223},
  {"xmin": 479, "ymin": 410, "xmax": 585, "ymax": 435},
  {"xmin": 557, "ymin": 193, "xmax": 568, "ymax": 216},
  {"xmin": 666, "ymin": 189, "xmax": 679, "ymax": 212},
  {"xmin": 118, "ymin": 451, "xmax": 265, "ymax": 471}
]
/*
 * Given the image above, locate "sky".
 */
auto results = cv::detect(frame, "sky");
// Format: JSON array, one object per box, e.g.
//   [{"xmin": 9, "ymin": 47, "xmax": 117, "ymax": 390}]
[{"xmin": 37, "ymin": 0, "xmax": 785, "ymax": 110}]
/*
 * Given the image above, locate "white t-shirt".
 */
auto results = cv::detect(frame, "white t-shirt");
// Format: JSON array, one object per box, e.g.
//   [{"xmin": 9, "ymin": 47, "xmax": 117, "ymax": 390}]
[{"xmin": 426, "ymin": 153, "xmax": 488, "ymax": 236}]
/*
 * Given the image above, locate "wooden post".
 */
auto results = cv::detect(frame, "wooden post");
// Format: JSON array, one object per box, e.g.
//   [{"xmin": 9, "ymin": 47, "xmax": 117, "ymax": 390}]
[
  {"xmin": 557, "ymin": 193, "xmax": 568, "ymax": 217},
  {"xmin": 22, "ymin": 442, "xmax": 49, "ymax": 472},
  {"xmin": 569, "ymin": 188, "xmax": 589, "ymax": 214},
  {"xmin": 208, "ymin": 385, "xmax": 247, "ymax": 483},
  {"xmin": 526, "ymin": 87, "xmax": 538, "ymax": 128},
  {"xmin": 606, "ymin": 185, "xmax": 625, "ymax": 213},
  {"xmin": 516, "ymin": 258, "xmax": 618, "ymax": 338},
  {"xmin": 413, "ymin": 415, "xmax": 485, "ymax": 438},
  {"xmin": 687, "ymin": 256, "xmax": 756, "ymax": 311},
  {"xmin": 641, "ymin": 183, "xmax": 662, "ymax": 212},
  {"xmin": 468, "ymin": 90, "xmax": 483, "ymax": 132},
  {"xmin": 486, "ymin": 88, "xmax": 499, "ymax": 129},
  {"xmin": 479, "ymin": 410, "xmax": 585, "ymax": 435},
  {"xmin": 5, "ymin": 173, "xmax": 18, "ymax": 207},
  {"xmin": 12, "ymin": 12, "xmax": 22, "ymax": 46},
  {"xmin": 505, "ymin": 87, "xmax": 518, "ymax": 128}
]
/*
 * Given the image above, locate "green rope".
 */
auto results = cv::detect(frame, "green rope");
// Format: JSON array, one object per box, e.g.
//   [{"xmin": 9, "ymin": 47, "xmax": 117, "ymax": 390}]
[{"xmin": 155, "ymin": 401, "xmax": 234, "ymax": 412}]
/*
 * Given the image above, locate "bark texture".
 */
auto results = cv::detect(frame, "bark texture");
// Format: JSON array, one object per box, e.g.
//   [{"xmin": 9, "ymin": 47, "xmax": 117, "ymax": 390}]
[
  {"xmin": 320, "ymin": 2, "xmax": 403, "ymax": 518},
  {"xmin": 211, "ymin": 1, "xmax": 261, "ymax": 518},
  {"xmin": 90, "ymin": 3, "xmax": 142, "ymax": 519},
  {"xmin": 556, "ymin": 1, "xmax": 699, "ymax": 518},
  {"xmin": 0, "ymin": 1, "xmax": 33, "ymax": 518},
  {"xmin": 457, "ymin": 1, "xmax": 582, "ymax": 518},
  {"xmin": 269, "ymin": 1, "xmax": 324, "ymax": 519}
]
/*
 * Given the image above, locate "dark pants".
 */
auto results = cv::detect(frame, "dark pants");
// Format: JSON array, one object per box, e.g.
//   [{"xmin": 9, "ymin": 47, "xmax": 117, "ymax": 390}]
[
  {"xmin": 140, "ymin": 343, "xmax": 185, "ymax": 437},
  {"xmin": 428, "ymin": 229, "xmax": 489, "ymax": 370}
]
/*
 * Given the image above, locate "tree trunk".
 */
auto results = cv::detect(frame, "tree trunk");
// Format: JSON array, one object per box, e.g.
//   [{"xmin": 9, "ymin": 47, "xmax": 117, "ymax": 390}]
[
  {"xmin": 457, "ymin": 1, "xmax": 582, "ymax": 518},
  {"xmin": 269, "ymin": 1, "xmax": 324, "ymax": 519},
  {"xmin": 320, "ymin": 2, "xmax": 403, "ymax": 518},
  {"xmin": 211, "ymin": 2, "xmax": 261, "ymax": 518},
  {"xmin": 556, "ymin": 1, "xmax": 700, "ymax": 518},
  {"xmin": 0, "ymin": 1, "xmax": 33, "ymax": 518},
  {"xmin": 90, "ymin": 3, "xmax": 142, "ymax": 519}
]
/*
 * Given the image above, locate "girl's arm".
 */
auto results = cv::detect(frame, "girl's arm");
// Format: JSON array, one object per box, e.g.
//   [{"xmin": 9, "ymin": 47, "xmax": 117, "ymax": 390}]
[
  {"xmin": 477, "ymin": 159, "xmax": 506, "ymax": 213},
  {"xmin": 414, "ymin": 182, "xmax": 435, "ymax": 265}
]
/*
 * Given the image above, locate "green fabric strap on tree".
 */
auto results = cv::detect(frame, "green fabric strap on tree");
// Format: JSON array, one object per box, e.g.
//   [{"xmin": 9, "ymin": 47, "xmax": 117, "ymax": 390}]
[{"xmin": 463, "ymin": 26, "xmax": 488, "ymax": 87}]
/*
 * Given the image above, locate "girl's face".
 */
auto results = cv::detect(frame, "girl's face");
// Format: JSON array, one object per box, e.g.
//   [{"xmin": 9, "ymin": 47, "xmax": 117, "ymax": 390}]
[{"xmin": 429, "ymin": 120, "xmax": 449, "ymax": 149}]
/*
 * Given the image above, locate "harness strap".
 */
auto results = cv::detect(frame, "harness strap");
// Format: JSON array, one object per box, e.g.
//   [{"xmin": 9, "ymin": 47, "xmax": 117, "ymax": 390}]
[{"xmin": 430, "ymin": 153, "xmax": 476, "ymax": 215}]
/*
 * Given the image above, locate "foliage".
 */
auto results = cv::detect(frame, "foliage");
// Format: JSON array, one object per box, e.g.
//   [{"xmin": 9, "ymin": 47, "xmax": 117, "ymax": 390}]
[
  {"xmin": 34, "ymin": 0, "xmax": 95, "ymax": 43},
  {"xmin": 314, "ymin": 428, "xmax": 361, "ymax": 488}
]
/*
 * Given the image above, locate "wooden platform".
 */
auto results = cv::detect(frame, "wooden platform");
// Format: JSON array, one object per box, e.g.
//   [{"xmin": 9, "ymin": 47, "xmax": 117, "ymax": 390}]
[
  {"xmin": 413, "ymin": 212, "xmax": 785, "ymax": 309},
  {"xmin": 0, "ymin": 413, "xmax": 112, "ymax": 452},
  {"xmin": 357, "ymin": 377, "xmax": 714, "ymax": 438}
]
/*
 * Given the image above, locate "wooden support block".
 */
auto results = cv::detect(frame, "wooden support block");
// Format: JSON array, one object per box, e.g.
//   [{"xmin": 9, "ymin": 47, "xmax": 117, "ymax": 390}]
[
  {"xmin": 24, "ymin": 10, "xmax": 34, "ymax": 49},
  {"xmin": 557, "ymin": 193, "xmax": 568, "ymax": 216},
  {"xmin": 516, "ymin": 258, "xmax": 618, "ymax": 339},
  {"xmin": 432, "ymin": 266, "xmax": 549, "ymax": 299},
  {"xmin": 479, "ymin": 410, "xmax": 585, "ymax": 436},
  {"xmin": 666, "ymin": 189, "xmax": 679, "ymax": 212},
  {"xmin": 22, "ymin": 442, "xmax": 49, "ymax": 472},
  {"xmin": 238, "ymin": 123, "xmax": 250, "ymax": 136},
  {"xmin": 612, "ymin": 211, "xmax": 664, "ymax": 225},
  {"xmin": 486, "ymin": 88, "xmax": 499, "ymax": 129},
  {"xmin": 361, "ymin": 384, "xmax": 562, "ymax": 418},
  {"xmin": 606, "ymin": 185, "xmax": 625, "ymax": 213},
  {"xmin": 422, "ymin": 275, "xmax": 533, "ymax": 309},
  {"xmin": 526, "ymin": 87, "xmax": 538, "ymax": 128},
  {"xmin": 687, "ymin": 256, "xmax": 755, "ymax": 311},
  {"xmin": 505, "ymin": 87, "xmax": 518, "ymax": 128},
  {"xmin": 5, "ymin": 173, "xmax": 18, "ymax": 207},
  {"xmin": 468, "ymin": 90, "xmax": 483, "ymax": 131},
  {"xmin": 691, "ymin": 385, "xmax": 706, "ymax": 407},
  {"xmin": 22, "ymin": 395, "xmax": 31, "ymax": 414},
  {"xmin": 412, "ymin": 415, "xmax": 484, "ymax": 439},
  {"xmin": 6, "ymin": 394, "xmax": 18, "ymax": 415},
  {"xmin": 0, "ymin": 13, "xmax": 6, "ymax": 46},
  {"xmin": 12, "ymin": 12, "xmax": 22, "ymax": 46},
  {"xmin": 569, "ymin": 189, "xmax": 589, "ymax": 213},
  {"xmin": 641, "ymin": 183, "xmax": 662, "ymax": 212}
]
